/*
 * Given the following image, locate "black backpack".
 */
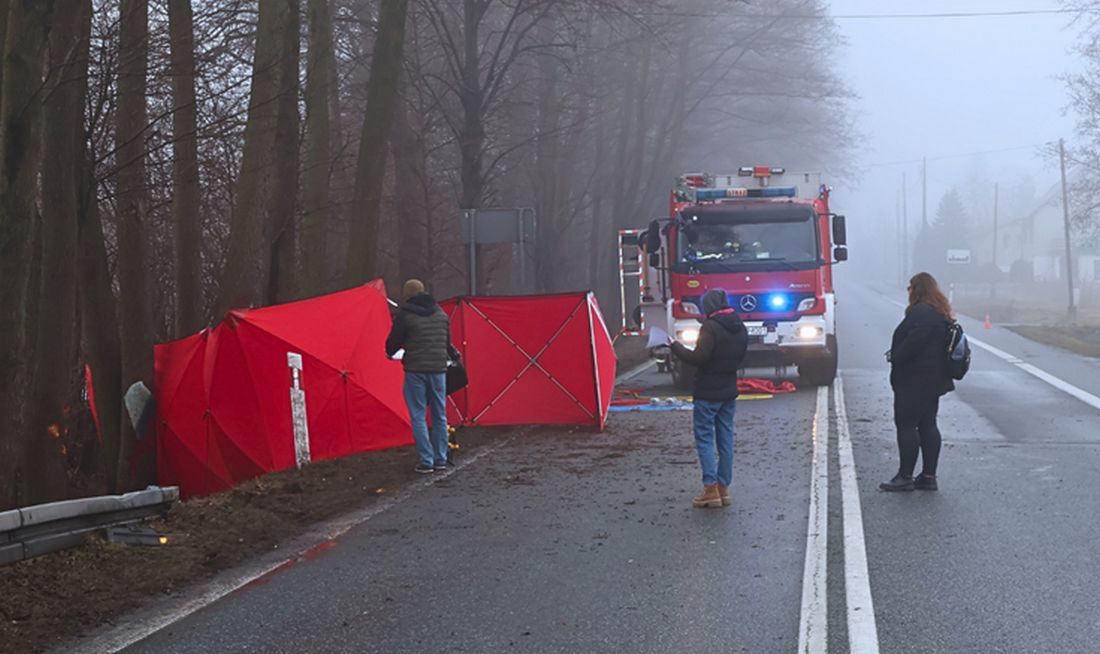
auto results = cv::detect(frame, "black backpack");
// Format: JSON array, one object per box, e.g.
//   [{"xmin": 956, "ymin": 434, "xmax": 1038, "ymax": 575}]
[{"xmin": 945, "ymin": 320, "xmax": 971, "ymax": 380}]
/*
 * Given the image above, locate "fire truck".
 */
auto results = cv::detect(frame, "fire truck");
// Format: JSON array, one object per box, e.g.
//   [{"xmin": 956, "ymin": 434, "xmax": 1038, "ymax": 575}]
[{"xmin": 622, "ymin": 166, "xmax": 848, "ymax": 387}]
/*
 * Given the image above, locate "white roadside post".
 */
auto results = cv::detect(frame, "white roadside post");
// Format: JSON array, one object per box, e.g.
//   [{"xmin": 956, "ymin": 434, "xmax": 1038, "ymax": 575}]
[{"xmin": 287, "ymin": 352, "xmax": 311, "ymax": 468}]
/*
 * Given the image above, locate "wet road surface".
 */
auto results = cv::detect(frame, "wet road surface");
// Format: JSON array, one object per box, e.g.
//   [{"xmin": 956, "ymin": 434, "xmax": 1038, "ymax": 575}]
[{"xmin": 94, "ymin": 280, "xmax": 1100, "ymax": 654}]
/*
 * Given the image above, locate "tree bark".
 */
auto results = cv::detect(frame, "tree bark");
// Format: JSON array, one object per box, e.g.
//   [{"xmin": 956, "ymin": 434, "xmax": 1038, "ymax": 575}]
[
  {"xmin": 25, "ymin": 0, "xmax": 93, "ymax": 504},
  {"xmin": 391, "ymin": 97, "xmax": 427, "ymax": 284},
  {"xmin": 300, "ymin": 0, "xmax": 332, "ymax": 298},
  {"xmin": 265, "ymin": 0, "xmax": 300, "ymax": 305},
  {"xmin": 168, "ymin": 0, "xmax": 204, "ymax": 336},
  {"xmin": 78, "ymin": 156, "xmax": 123, "ymax": 494},
  {"xmin": 116, "ymin": 0, "xmax": 154, "ymax": 490},
  {"xmin": 344, "ymin": 0, "xmax": 410, "ymax": 286},
  {"xmin": 0, "ymin": 0, "xmax": 55, "ymax": 509},
  {"xmin": 217, "ymin": 0, "xmax": 299, "ymax": 314}
]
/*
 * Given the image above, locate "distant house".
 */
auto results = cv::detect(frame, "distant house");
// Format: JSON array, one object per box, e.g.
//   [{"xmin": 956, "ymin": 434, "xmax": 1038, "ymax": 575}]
[{"xmin": 971, "ymin": 176, "xmax": 1100, "ymax": 284}]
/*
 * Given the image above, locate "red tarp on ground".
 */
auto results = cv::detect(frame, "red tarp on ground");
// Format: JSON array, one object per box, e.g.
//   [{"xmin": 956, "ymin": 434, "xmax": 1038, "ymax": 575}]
[
  {"xmin": 441, "ymin": 293, "xmax": 616, "ymax": 430},
  {"xmin": 155, "ymin": 282, "xmax": 410, "ymax": 498}
]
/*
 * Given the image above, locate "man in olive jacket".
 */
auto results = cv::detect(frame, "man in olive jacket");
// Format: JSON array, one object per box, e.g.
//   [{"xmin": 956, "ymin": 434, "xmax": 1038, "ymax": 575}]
[
  {"xmin": 386, "ymin": 279, "xmax": 451, "ymax": 474},
  {"xmin": 670, "ymin": 289, "xmax": 748, "ymax": 508}
]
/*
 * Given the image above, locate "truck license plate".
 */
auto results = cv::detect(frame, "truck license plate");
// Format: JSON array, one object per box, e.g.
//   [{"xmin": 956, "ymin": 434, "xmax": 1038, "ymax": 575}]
[{"xmin": 747, "ymin": 326, "xmax": 768, "ymax": 336}]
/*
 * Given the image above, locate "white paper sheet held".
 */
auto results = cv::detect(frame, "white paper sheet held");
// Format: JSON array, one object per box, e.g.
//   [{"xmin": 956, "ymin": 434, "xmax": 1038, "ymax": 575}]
[{"xmin": 646, "ymin": 326, "xmax": 670, "ymax": 348}]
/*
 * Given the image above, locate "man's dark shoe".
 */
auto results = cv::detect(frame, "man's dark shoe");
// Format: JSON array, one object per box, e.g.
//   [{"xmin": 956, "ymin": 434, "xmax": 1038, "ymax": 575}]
[
  {"xmin": 433, "ymin": 462, "xmax": 449, "ymax": 472},
  {"xmin": 879, "ymin": 474, "xmax": 915, "ymax": 492},
  {"xmin": 914, "ymin": 474, "xmax": 938, "ymax": 491},
  {"xmin": 415, "ymin": 464, "xmax": 434, "ymax": 474}
]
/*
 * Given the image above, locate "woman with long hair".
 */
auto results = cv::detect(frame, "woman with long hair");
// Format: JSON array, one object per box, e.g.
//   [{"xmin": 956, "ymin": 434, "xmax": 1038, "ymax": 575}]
[{"xmin": 880, "ymin": 272, "xmax": 955, "ymax": 492}]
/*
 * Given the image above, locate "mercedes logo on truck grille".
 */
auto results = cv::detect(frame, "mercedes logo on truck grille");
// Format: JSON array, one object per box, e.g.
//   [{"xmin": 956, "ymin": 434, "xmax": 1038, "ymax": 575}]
[{"xmin": 739, "ymin": 294, "xmax": 758, "ymax": 312}]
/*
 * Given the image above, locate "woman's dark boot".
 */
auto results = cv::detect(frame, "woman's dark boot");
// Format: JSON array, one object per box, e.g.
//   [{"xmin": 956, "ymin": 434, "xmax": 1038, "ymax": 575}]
[
  {"xmin": 879, "ymin": 474, "xmax": 915, "ymax": 492},
  {"xmin": 914, "ymin": 474, "xmax": 938, "ymax": 491}
]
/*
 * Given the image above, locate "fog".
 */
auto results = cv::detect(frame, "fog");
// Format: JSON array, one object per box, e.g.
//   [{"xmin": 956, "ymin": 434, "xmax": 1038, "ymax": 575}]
[{"xmin": 827, "ymin": 0, "xmax": 1080, "ymax": 286}]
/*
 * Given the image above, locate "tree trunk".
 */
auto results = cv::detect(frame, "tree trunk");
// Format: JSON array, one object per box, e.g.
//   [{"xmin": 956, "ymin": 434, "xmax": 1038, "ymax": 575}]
[
  {"xmin": 300, "ymin": 0, "xmax": 333, "ymax": 298},
  {"xmin": 217, "ymin": 0, "xmax": 298, "ymax": 314},
  {"xmin": 458, "ymin": 0, "xmax": 485, "ymax": 211},
  {"xmin": 78, "ymin": 157, "xmax": 123, "ymax": 494},
  {"xmin": 116, "ymin": 0, "xmax": 154, "ymax": 490},
  {"xmin": 0, "ymin": 0, "xmax": 55, "ymax": 509},
  {"xmin": 265, "ymin": 0, "xmax": 300, "ymax": 305},
  {"xmin": 25, "ymin": 0, "xmax": 93, "ymax": 504},
  {"xmin": 168, "ymin": 0, "xmax": 203, "ymax": 336},
  {"xmin": 391, "ymin": 97, "xmax": 427, "ymax": 284},
  {"xmin": 344, "ymin": 0, "xmax": 410, "ymax": 285}
]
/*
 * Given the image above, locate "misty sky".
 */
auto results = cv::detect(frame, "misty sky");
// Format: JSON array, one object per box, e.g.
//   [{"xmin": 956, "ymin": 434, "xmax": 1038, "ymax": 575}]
[{"xmin": 826, "ymin": 0, "xmax": 1081, "ymax": 263}]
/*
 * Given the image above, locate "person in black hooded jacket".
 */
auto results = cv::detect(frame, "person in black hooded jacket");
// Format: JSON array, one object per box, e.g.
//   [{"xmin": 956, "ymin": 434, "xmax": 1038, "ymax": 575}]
[
  {"xmin": 386, "ymin": 279, "xmax": 452, "ymax": 475},
  {"xmin": 670, "ymin": 289, "xmax": 748, "ymax": 508},
  {"xmin": 880, "ymin": 272, "xmax": 955, "ymax": 492}
]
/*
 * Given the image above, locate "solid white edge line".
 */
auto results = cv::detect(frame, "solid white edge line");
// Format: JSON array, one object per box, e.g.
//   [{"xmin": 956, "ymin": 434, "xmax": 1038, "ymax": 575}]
[
  {"xmin": 797, "ymin": 385, "xmax": 829, "ymax": 654},
  {"xmin": 619, "ymin": 359, "xmax": 657, "ymax": 382},
  {"xmin": 79, "ymin": 360, "xmax": 654, "ymax": 653},
  {"xmin": 835, "ymin": 377, "xmax": 881, "ymax": 654},
  {"xmin": 71, "ymin": 437, "xmax": 516, "ymax": 654},
  {"xmin": 882, "ymin": 295, "xmax": 1100, "ymax": 413}
]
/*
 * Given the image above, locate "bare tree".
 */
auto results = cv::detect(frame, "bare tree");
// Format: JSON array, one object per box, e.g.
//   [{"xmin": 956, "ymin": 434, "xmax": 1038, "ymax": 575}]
[
  {"xmin": 301, "ymin": 0, "xmax": 334, "ymax": 297},
  {"xmin": 345, "ymin": 0, "xmax": 410, "ymax": 285},
  {"xmin": 0, "ymin": 1, "xmax": 56, "ymax": 509},
  {"xmin": 169, "ymin": 0, "xmax": 204, "ymax": 335},
  {"xmin": 217, "ymin": 0, "xmax": 300, "ymax": 314}
]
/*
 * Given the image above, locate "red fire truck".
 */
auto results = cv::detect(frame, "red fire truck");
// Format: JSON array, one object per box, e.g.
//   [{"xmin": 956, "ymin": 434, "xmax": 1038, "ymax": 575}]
[{"xmin": 630, "ymin": 166, "xmax": 848, "ymax": 387}]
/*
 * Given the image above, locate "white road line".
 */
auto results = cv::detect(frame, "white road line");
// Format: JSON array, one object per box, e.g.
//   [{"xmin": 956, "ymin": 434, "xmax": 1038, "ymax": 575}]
[
  {"xmin": 882, "ymin": 296, "xmax": 1100, "ymax": 413},
  {"xmin": 798, "ymin": 385, "xmax": 829, "ymax": 654},
  {"xmin": 71, "ymin": 437, "xmax": 517, "ymax": 654},
  {"xmin": 967, "ymin": 336, "xmax": 1100, "ymax": 412},
  {"xmin": 618, "ymin": 359, "xmax": 656, "ymax": 382},
  {"xmin": 835, "ymin": 377, "xmax": 881, "ymax": 654}
]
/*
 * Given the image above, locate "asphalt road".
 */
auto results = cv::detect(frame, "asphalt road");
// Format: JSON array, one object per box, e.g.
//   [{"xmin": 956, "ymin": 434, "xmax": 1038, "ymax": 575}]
[{"xmin": 93, "ymin": 279, "xmax": 1100, "ymax": 654}]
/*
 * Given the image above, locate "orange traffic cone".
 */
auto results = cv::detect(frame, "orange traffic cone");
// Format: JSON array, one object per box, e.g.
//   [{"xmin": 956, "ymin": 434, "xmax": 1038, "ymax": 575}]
[{"xmin": 983, "ymin": 314, "xmax": 992, "ymax": 330}]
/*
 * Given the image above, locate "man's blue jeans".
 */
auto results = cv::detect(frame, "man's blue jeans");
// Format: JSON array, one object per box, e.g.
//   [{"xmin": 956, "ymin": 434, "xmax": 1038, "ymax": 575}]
[
  {"xmin": 403, "ymin": 372, "xmax": 448, "ymax": 467},
  {"xmin": 692, "ymin": 399, "xmax": 736, "ymax": 486}
]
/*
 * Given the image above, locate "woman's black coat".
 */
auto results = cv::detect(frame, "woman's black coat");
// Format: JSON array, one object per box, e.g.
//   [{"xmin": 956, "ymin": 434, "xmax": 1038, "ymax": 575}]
[{"xmin": 890, "ymin": 302, "xmax": 954, "ymax": 400}]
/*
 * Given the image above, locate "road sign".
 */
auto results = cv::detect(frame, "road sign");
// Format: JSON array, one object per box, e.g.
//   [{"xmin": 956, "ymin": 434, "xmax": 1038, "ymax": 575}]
[
  {"xmin": 461, "ymin": 208, "xmax": 536, "ymax": 294},
  {"xmin": 946, "ymin": 249, "xmax": 971, "ymax": 264}
]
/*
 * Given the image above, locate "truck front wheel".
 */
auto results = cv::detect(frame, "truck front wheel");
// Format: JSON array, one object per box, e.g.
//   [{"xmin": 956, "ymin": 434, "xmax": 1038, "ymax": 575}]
[{"xmin": 797, "ymin": 336, "xmax": 839, "ymax": 387}]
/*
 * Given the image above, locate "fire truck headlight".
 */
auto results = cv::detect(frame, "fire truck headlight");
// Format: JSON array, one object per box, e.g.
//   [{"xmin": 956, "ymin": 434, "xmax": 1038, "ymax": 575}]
[
  {"xmin": 797, "ymin": 297, "xmax": 816, "ymax": 312},
  {"xmin": 796, "ymin": 326, "xmax": 823, "ymax": 339},
  {"xmin": 678, "ymin": 328, "xmax": 700, "ymax": 345}
]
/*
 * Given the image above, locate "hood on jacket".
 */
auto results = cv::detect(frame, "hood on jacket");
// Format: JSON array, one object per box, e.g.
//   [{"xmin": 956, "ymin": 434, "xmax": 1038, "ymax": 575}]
[
  {"xmin": 402, "ymin": 293, "xmax": 439, "ymax": 317},
  {"xmin": 702, "ymin": 289, "xmax": 729, "ymax": 315}
]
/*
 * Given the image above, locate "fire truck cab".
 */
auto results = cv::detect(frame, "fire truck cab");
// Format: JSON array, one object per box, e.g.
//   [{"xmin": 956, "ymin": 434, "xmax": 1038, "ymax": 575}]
[{"xmin": 634, "ymin": 166, "xmax": 848, "ymax": 387}]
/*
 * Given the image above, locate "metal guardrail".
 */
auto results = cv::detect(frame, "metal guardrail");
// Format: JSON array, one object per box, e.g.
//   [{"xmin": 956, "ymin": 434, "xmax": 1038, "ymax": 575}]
[{"xmin": 0, "ymin": 486, "xmax": 179, "ymax": 566}]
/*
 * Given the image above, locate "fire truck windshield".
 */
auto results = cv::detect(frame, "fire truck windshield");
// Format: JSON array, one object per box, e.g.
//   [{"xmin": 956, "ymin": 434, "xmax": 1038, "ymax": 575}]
[{"xmin": 676, "ymin": 206, "xmax": 819, "ymax": 271}]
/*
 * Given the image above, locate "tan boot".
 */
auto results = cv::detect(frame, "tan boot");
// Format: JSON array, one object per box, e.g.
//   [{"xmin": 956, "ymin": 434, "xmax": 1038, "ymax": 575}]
[
  {"xmin": 717, "ymin": 484, "xmax": 731, "ymax": 507},
  {"xmin": 692, "ymin": 484, "xmax": 722, "ymax": 508}
]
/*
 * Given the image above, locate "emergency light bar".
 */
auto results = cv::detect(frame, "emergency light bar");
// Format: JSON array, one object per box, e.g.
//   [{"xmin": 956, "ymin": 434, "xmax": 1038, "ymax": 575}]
[
  {"xmin": 690, "ymin": 186, "xmax": 797, "ymax": 201},
  {"xmin": 738, "ymin": 166, "xmax": 786, "ymax": 177}
]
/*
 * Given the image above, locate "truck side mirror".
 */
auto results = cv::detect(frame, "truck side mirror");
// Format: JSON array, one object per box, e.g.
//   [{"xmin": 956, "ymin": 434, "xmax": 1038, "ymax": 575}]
[
  {"xmin": 832, "ymin": 214, "xmax": 847, "ymax": 246},
  {"xmin": 648, "ymin": 252, "xmax": 660, "ymax": 267},
  {"xmin": 644, "ymin": 220, "xmax": 662, "ymax": 253},
  {"xmin": 834, "ymin": 246, "xmax": 848, "ymax": 262}
]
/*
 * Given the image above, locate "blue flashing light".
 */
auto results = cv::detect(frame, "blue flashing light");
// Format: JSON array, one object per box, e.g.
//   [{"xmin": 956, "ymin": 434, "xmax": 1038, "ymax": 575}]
[
  {"xmin": 690, "ymin": 186, "xmax": 797, "ymax": 202},
  {"xmin": 766, "ymin": 293, "xmax": 791, "ymax": 311}
]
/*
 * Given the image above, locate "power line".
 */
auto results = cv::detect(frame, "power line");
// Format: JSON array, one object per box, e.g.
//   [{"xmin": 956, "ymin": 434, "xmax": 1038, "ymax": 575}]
[
  {"xmin": 864, "ymin": 143, "xmax": 1056, "ymax": 169},
  {"xmin": 636, "ymin": 9, "xmax": 1075, "ymax": 21}
]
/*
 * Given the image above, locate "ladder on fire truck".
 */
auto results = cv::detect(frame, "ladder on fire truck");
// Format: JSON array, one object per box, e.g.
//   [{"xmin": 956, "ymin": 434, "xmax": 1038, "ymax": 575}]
[{"xmin": 617, "ymin": 229, "xmax": 645, "ymax": 336}]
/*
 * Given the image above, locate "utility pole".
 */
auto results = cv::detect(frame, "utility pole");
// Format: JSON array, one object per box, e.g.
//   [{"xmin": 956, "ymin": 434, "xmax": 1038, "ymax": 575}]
[
  {"xmin": 992, "ymin": 183, "xmax": 999, "ymax": 269},
  {"xmin": 1059, "ymin": 138, "xmax": 1077, "ymax": 320},
  {"xmin": 991, "ymin": 182, "xmax": 999, "ymax": 298},
  {"xmin": 921, "ymin": 157, "xmax": 927, "ymax": 229},
  {"xmin": 896, "ymin": 189, "xmax": 902, "ymax": 285},
  {"xmin": 902, "ymin": 173, "xmax": 909, "ymax": 278}
]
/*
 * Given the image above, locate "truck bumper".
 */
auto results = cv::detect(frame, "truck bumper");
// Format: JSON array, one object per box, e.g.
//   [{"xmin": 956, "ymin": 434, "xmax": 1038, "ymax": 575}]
[{"xmin": 669, "ymin": 315, "xmax": 833, "ymax": 367}]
